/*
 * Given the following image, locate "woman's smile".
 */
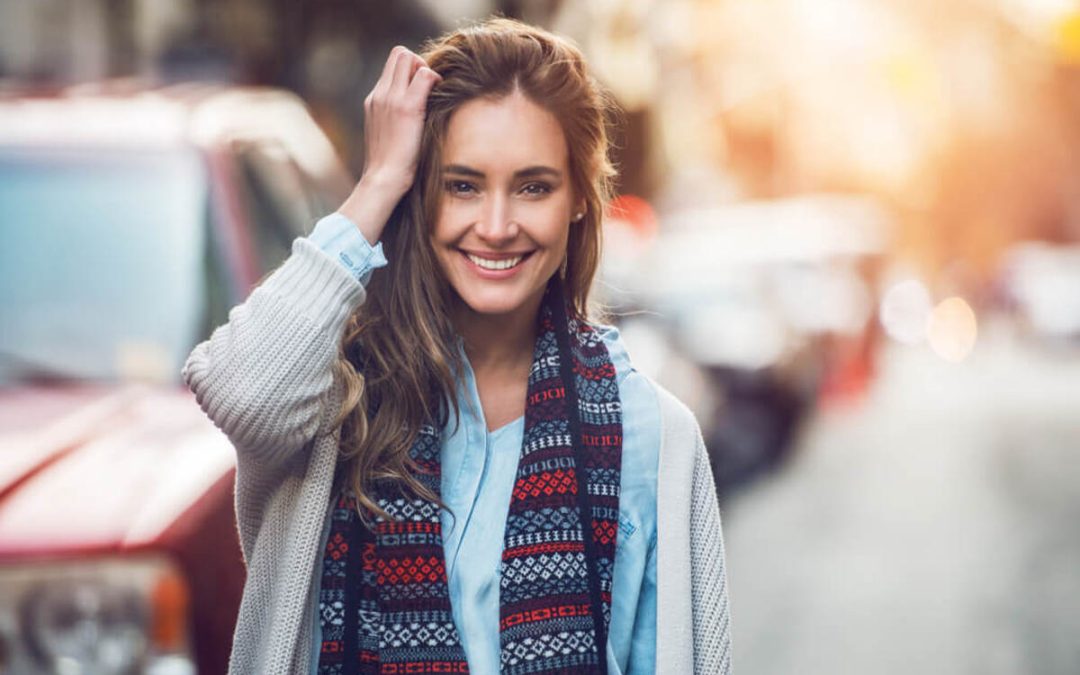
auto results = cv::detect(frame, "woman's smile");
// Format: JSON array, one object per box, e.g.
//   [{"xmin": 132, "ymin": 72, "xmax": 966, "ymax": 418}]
[{"xmin": 459, "ymin": 249, "xmax": 535, "ymax": 276}]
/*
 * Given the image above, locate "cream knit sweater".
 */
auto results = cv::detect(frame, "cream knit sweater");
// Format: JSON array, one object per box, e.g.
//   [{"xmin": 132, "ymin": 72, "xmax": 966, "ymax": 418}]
[{"xmin": 181, "ymin": 236, "xmax": 732, "ymax": 674}]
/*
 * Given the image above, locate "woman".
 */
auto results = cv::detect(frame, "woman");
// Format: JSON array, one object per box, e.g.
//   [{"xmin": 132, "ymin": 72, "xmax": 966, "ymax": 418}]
[{"xmin": 183, "ymin": 18, "xmax": 730, "ymax": 675}]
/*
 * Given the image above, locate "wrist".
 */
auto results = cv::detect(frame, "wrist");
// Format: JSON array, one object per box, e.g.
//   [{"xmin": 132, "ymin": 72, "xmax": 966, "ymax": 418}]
[
  {"xmin": 358, "ymin": 169, "xmax": 413, "ymax": 200},
  {"xmin": 337, "ymin": 176, "xmax": 409, "ymax": 245}
]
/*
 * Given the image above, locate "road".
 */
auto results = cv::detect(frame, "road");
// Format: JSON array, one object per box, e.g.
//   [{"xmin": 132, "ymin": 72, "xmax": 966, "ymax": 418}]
[{"xmin": 723, "ymin": 324, "xmax": 1080, "ymax": 674}]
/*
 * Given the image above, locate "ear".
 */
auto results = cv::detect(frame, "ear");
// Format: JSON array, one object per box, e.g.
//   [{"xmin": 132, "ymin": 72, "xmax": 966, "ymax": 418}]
[{"xmin": 572, "ymin": 199, "xmax": 587, "ymax": 223}]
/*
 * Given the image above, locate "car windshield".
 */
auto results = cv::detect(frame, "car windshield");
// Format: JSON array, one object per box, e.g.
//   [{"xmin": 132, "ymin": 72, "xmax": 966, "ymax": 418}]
[{"xmin": 0, "ymin": 146, "xmax": 208, "ymax": 386}]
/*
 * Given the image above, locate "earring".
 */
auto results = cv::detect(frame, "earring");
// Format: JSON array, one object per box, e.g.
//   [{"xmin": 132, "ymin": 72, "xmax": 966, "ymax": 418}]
[{"xmin": 572, "ymin": 211, "xmax": 585, "ymax": 223}]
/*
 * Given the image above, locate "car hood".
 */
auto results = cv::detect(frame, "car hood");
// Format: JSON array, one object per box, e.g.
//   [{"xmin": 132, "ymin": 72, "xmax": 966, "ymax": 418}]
[{"xmin": 0, "ymin": 382, "xmax": 235, "ymax": 558}]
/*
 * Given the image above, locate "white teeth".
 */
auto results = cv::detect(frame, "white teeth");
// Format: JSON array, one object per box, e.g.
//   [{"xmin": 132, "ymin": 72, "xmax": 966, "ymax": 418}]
[{"xmin": 466, "ymin": 253, "xmax": 524, "ymax": 270}]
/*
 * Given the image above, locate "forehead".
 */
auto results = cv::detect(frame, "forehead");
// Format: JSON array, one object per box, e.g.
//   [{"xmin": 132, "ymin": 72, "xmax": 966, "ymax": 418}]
[{"xmin": 441, "ymin": 90, "xmax": 568, "ymax": 172}]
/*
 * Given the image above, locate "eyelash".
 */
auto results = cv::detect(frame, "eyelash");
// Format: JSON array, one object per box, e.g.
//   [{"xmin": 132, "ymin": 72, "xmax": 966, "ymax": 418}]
[
  {"xmin": 521, "ymin": 182, "xmax": 553, "ymax": 196},
  {"xmin": 444, "ymin": 180, "xmax": 476, "ymax": 196},
  {"xmin": 442, "ymin": 180, "xmax": 554, "ymax": 197}
]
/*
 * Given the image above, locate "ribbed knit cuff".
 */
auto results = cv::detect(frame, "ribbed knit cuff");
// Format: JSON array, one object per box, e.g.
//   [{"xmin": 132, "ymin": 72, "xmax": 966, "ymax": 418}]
[{"xmin": 255, "ymin": 236, "xmax": 369, "ymax": 332}]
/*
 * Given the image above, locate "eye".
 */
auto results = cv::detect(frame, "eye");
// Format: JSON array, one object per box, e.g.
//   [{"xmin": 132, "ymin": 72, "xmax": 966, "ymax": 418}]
[
  {"xmin": 444, "ymin": 180, "xmax": 478, "ymax": 197},
  {"xmin": 519, "ymin": 181, "xmax": 553, "ymax": 197}
]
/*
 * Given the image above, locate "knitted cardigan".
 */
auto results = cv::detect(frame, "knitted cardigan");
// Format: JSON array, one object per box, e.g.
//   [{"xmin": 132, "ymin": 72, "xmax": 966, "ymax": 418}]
[{"xmin": 181, "ymin": 237, "xmax": 732, "ymax": 674}]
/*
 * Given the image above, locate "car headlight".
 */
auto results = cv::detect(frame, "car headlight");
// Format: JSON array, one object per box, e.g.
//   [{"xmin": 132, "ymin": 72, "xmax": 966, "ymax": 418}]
[
  {"xmin": 0, "ymin": 556, "xmax": 195, "ymax": 675},
  {"xmin": 22, "ymin": 577, "xmax": 149, "ymax": 674}
]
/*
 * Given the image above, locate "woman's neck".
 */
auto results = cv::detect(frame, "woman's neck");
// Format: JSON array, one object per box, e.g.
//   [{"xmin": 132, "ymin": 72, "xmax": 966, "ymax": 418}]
[{"xmin": 453, "ymin": 293, "xmax": 541, "ymax": 377}]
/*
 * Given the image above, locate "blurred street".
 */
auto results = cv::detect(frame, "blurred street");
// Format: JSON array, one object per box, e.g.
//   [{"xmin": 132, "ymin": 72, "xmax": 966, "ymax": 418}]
[{"xmin": 725, "ymin": 322, "xmax": 1080, "ymax": 674}]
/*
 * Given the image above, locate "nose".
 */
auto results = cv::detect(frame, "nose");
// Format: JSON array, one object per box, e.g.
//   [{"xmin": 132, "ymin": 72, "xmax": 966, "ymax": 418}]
[{"xmin": 472, "ymin": 192, "xmax": 519, "ymax": 245}]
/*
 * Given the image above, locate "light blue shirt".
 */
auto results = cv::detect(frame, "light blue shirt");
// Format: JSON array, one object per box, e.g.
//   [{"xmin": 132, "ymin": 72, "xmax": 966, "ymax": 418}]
[{"xmin": 306, "ymin": 212, "xmax": 658, "ymax": 674}]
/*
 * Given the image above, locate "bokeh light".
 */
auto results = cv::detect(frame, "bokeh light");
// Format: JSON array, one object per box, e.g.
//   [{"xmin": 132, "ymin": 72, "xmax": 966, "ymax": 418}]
[
  {"xmin": 879, "ymin": 279, "xmax": 933, "ymax": 344},
  {"xmin": 927, "ymin": 296, "xmax": 978, "ymax": 362}
]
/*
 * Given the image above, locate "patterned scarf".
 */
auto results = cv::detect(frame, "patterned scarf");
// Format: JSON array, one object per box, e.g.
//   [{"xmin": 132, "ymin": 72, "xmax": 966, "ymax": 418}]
[{"xmin": 317, "ymin": 277, "xmax": 623, "ymax": 674}]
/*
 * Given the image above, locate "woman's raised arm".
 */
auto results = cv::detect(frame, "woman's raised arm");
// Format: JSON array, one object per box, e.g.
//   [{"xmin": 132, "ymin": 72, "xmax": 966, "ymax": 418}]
[
  {"xmin": 180, "ymin": 46, "xmax": 440, "ymax": 467},
  {"xmin": 181, "ymin": 238, "xmax": 368, "ymax": 466},
  {"xmin": 339, "ymin": 45, "xmax": 441, "ymax": 245}
]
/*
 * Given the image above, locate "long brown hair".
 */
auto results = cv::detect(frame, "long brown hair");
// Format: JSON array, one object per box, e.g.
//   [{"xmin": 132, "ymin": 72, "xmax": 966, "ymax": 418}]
[{"xmin": 330, "ymin": 17, "xmax": 618, "ymax": 521}]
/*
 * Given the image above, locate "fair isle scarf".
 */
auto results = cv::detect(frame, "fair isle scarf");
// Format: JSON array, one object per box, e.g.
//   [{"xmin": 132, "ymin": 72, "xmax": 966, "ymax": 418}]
[{"xmin": 317, "ymin": 277, "xmax": 623, "ymax": 674}]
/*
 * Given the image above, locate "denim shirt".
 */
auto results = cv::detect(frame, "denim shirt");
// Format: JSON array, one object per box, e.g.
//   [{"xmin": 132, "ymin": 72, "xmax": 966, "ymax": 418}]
[{"xmin": 305, "ymin": 213, "xmax": 658, "ymax": 674}]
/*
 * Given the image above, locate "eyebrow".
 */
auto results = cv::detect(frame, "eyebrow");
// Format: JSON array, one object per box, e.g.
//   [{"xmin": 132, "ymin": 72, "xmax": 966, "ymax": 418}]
[{"xmin": 442, "ymin": 164, "xmax": 563, "ymax": 180}]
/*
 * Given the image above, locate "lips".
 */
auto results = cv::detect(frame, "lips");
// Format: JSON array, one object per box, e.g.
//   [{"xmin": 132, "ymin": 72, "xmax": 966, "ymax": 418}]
[
  {"xmin": 465, "ymin": 253, "xmax": 523, "ymax": 270},
  {"xmin": 459, "ymin": 249, "xmax": 534, "ymax": 272}
]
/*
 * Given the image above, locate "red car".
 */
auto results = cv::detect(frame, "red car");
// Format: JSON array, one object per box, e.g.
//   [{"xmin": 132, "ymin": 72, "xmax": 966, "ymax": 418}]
[{"xmin": 0, "ymin": 83, "xmax": 353, "ymax": 674}]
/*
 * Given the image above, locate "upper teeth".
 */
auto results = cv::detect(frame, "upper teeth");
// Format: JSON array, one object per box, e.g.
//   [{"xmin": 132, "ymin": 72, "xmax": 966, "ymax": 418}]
[{"xmin": 467, "ymin": 253, "xmax": 524, "ymax": 270}]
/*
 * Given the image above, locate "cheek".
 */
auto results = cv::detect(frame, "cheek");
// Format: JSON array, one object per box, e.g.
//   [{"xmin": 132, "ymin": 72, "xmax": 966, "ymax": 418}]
[
  {"xmin": 429, "ymin": 213, "xmax": 458, "ymax": 273},
  {"xmin": 431, "ymin": 199, "xmax": 480, "ymax": 245},
  {"xmin": 541, "ymin": 213, "xmax": 572, "ymax": 251},
  {"xmin": 429, "ymin": 192, "xmax": 572, "ymax": 245},
  {"xmin": 429, "ymin": 228, "xmax": 456, "ymax": 275},
  {"xmin": 523, "ymin": 201, "xmax": 572, "ymax": 243},
  {"xmin": 430, "ymin": 204, "xmax": 454, "ymax": 245}
]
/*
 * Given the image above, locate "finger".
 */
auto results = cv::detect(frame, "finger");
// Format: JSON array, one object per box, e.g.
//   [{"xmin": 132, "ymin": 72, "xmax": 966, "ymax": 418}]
[
  {"xmin": 405, "ymin": 55, "xmax": 423, "ymax": 89},
  {"xmin": 408, "ymin": 57, "xmax": 437, "ymax": 87},
  {"xmin": 389, "ymin": 48, "xmax": 420, "ymax": 96},
  {"xmin": 405, "ymin": 67, "xmax": 442, "ymax": 106},
  {"xmin": 372, "ymin": 46, "xmax": 405, "ymax": 101},
  {"xmin": 380, "ymin": 46, "xmax": 405, "ymax": 84}
]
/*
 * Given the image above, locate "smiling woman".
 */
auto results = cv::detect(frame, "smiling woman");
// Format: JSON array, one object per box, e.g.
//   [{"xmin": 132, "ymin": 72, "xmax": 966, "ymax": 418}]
[{"xmin": 182, "ymin": 16, "xmax": 731, "ymax": 675}]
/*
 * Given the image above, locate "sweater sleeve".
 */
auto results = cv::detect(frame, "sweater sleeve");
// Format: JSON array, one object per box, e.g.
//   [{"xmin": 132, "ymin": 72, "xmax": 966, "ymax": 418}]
[
  {"xmin": 690, "ymin": 430, "xmax": 733, "ymax": 674},
  {"xmin": 180, "ymin": 226, "xmax": 370, "ymax": 467}
]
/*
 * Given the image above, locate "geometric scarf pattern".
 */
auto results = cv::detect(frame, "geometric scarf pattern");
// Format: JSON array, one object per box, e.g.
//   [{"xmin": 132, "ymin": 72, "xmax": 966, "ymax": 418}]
[{"xmin": 317, "ymin": 277, "xmax": 623, "ymax": 674}]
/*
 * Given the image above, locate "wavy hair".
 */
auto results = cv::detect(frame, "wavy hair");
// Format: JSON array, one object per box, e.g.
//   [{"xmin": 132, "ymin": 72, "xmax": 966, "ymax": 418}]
[{"xmin": 330, "ymin": 17, "xmax": 618, "ymax": 522}]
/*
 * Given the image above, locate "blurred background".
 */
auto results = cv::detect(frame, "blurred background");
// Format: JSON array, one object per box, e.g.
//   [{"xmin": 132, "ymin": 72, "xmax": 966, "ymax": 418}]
[{"xmin": 2, "ymin": 0, "xmax": 1079, "ymax": 673}]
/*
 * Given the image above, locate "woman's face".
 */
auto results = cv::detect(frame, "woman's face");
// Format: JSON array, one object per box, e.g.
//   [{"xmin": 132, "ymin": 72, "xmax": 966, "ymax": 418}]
[{"xmin": 431, "ymin": 89, "xmax": 581, "ymax": 321}]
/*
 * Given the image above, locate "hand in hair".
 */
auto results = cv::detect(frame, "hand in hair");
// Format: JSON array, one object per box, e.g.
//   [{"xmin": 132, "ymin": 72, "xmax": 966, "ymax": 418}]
[{"xmin": 338, "ymin": 45, "xmax": 441, "ymax": 245}]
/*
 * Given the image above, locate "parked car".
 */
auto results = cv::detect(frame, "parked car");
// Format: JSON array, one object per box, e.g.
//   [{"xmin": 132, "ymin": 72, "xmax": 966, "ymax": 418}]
[
  {"xmin": 998, "ymin": 241, "xmax": 1080, "ymax": 346},
  {"xmin": 608, "ymin": 195, "xmax": 890, "ymax": 497},
  {"xmin": 0, "ymin": 82, "xmax": 354, "ymax": 674}
]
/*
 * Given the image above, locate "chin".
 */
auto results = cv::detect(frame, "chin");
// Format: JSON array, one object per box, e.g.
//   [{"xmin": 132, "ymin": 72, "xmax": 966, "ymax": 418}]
[
  {"xmin": 452, "ymin": 283, "xmax": 544, "ymax": 317},
  {"xmin": 437, "ymin": 247, "xmax": 558, "ymax": 320}
]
